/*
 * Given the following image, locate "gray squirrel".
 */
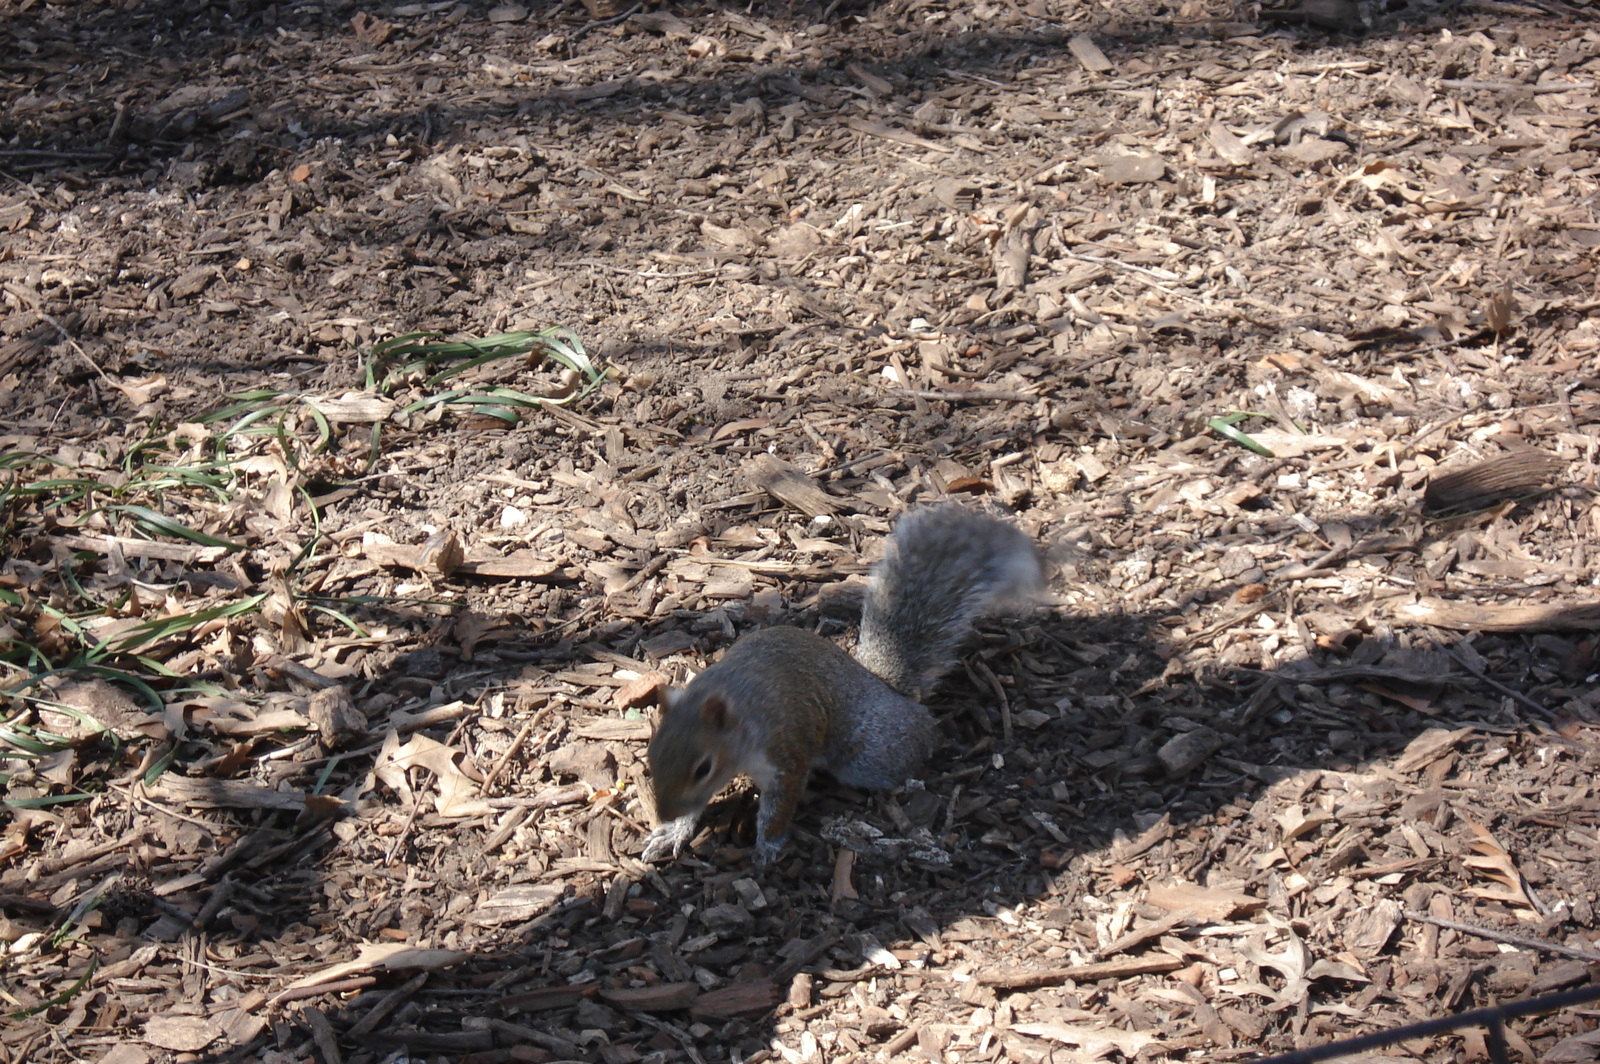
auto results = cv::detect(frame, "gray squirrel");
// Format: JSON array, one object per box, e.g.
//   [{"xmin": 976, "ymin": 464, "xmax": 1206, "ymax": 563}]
[{"xmin": 643, "ymin": 504, "xmax": 1043, "ymax": 865}]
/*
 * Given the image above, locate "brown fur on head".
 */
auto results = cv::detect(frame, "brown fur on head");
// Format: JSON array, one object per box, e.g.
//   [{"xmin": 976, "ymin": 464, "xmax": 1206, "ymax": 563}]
[{"xmin": 647, "ymin": 687, "xmax": 739, "ymax": 821}]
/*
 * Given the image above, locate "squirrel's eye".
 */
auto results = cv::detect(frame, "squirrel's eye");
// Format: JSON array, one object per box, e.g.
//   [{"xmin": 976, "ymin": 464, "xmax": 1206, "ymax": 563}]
[{"xmin": 692, "ymin": 757, "xmax": 713, "ymax": 783}]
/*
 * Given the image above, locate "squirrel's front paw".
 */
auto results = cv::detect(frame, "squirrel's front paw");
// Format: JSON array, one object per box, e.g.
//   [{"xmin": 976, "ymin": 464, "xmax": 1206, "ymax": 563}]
[
  {"xmin": 641, "ymin": 815, "xmax": 698, "ymax": 862},
  {"xmin": 752, "ymin": 836, "xmax": 786, "ymax": 867}
]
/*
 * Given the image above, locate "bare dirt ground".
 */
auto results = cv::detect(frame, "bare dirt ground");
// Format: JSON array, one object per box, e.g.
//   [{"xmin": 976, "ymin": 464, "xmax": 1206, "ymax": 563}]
[{"xmin": 4, "ymin": 0, "xmax": 1600, "ymax": 1060}]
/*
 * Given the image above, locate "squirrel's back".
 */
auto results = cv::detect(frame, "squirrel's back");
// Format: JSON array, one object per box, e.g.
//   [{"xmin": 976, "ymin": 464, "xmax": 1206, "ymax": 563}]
[{"xmin": 855, "ymin": 504, "xmax": 1043, "ymax": 697}]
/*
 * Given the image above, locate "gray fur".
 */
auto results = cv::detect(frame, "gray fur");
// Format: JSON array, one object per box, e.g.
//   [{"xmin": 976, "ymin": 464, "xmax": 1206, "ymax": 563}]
[{"xmin": 855, "ymin": 504, "xmax": 1044, "ymax": 697}]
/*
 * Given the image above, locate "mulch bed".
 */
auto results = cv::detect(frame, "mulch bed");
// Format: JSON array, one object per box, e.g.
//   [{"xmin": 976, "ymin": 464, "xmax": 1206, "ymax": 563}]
[{"xmin": 3, "ymin": 0, "xmax": 1600, "ymax": 1060}]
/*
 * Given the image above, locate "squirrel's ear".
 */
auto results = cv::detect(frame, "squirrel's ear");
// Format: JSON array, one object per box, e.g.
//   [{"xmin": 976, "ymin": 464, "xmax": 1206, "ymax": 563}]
[
  {"xmin": 698, "ymin": 695, "xmax": 730, "ymax": 732},
  {"xmin": 659, "ymin": 685, "xmax": 683, "ymax": 712}
]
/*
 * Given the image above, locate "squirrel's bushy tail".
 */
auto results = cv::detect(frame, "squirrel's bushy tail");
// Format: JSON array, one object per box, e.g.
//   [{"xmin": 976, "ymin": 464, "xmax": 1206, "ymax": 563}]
[{"xmin": 855, "ymin": 504, "xmax": 1043, "ymax": 697}]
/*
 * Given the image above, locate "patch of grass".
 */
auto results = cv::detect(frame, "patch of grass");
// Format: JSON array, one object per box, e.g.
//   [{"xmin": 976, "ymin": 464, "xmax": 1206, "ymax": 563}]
[
  {"xmin": 190, "ymin": 388, "xmax": 335, "ymax": 471},
  {"xmin": 367, "ymin": 326, "xmax": 607, "ymax": 423},
  {"xmin": 2, "ymin": 324, "xmax": 598, "ymax": 812}
]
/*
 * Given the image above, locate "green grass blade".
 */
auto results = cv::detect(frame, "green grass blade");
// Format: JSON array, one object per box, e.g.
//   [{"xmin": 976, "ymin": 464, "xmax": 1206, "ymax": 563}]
[
  {"xmin": 0, "ymin": 724, "xmax": 58, "ymax": 755},
  {"xmin": 5, "ymin": 792, "xmax": 98, "ymax": 809},
  {"xmin": 307, "ymin": 604, "xmax": 369, "ymax": 637},
  {"xmin": 7, "ymin": 954, "xmax": 99, "ymax": 1020},
  {"xmin": 1207, "ymin": 415, "xmax": 1275, "ymax": 458},
  {"xmin": 142, "ymin": 744, "xmax": 178, "ymax": 785},
  {"xmin": 303, "ymin": 402, "xmax": 333, "ymax": 455},
  {"xmin": 192, "ymin": 390, "xmax": 290, "ymax": 425},
  {"xmin": 108, "ymin": 505, "xmax": 245, "ymax": 550},
  {"xmin": 96, "ymin": 593, "xmax": 268, "ymax": 657}
]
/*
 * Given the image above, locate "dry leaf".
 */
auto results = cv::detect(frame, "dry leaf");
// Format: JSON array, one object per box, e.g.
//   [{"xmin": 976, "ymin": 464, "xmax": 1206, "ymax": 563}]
[
  {"xmin": 1238, "ymin": 429, "xmax": 1348, "ymax": 457},
  {"xmin": 1462, "ymin": 820, "xmax": 1536, "ymax": 908},
  {"xmin": 454, "ymin": 609, "xmax": 502, "ymax": 658},
  {"xmin": 188, "ymin": 695, "xmax": 310, "ymax": 737},
  {"xmin": 613, "ymin": 671, "xmax": 668, "ymax": 709},
  {"xmin": 1098, "ymin": 154, "xmax": 1165, "ymax": 184},
  {"xmin": 1358, "ymin": 683, "xmax": 1440, "ymax": 715},
  {"xmin": 1239, "ymin": 929, "xmax": 1313, "ymax": 1007},
  {"xmin": 1315, "ymin": 367, "xmax": 1397, "ymax": 404},
  {"xmin": 601, "ymin": 983, "xmax": 702, "ymax": 1011},
  {"xmin": 472, "ymin": 884, "xmax": 565, "ymax": 926},
  {"xmin": 143, "ymin": 1016, "xmax": 222, "ymax": 1052},
  {"xmin": 1393, "ymin": 727, "xmax": 1473, "ymax": 773},
  {"xmin": 700, "ymin": 220, "xmax": 755, "ymax": 251},
  {"xmin": 1012, "ymin": 1023, "xmax": 1165, "ymax": 1056},
  {"xmin": 572, "ymin": 717, "xmax": 650, "ymax": 740},
  {"xmin": 1343, "ymin": 899, "xmax": 1402, "ymax": 962},
  {"xmin": 1145, "ymin": 881, "xmax": 1264, "ymax": 920},
  {"xmin": 1485, "ymin": 286, "xmax": 1518, "ymax": 336},
  {"xmin": 1423, "ymin": 450, "xmax": 1564, "ymax": 513},
  {"xmin": 147, "ymin": 776, "xmax": 307, "ymax": 811},
  {"xmin": 36, "ymin": 676, "xmax": 157, "ymax": 741},
  {"xmin": 261, "ymin": 571, "xmax": 306, "ymax": 653},
  {"xmin": 307, "ymin": 685, "xmax": 365, "ymax": 747},
  {"xmin": 632, "ymin": 10, "xmax": 692, "ymax": 36},
  {"xmin": 283, "ymin": 942, "xmax": 471, "ymax": 991},
  {"xmin": 374, "ymin": 733, "xmax": 493, "ymax": 817},
  {"xmin": 1067, "ymin": 34, "xmax": 1113, "ymax": 73},
  {"xmin": 414, "ymin": 529, "xmax": 463, "ymax": 577},
  {"xmin": 690, "ymin": 979, "xmax": 781, "ymax": 1020},
  {"xmin": 1208, "ymin": 120, "xmax": 1253, "ymax": 165},
  {"xmin": 301, "ymin": 393, "xmax": 395, "ymax": 423},
  {"xmin": 846, "ymin": 62, "xmax": 893, "ymax": 96},
  {"xmin": 350, "ymin": 11, "xmax": 394, "ymax": 43},
  {"xmin": 1276, "ymin": 805, "xmax": 1331, "ymax": 843},
  {"xmin": 994, "ymin": 227, "xmax": 1030, "ymax": 292},
  {"xmin": 712, "ymin": 417, "xmax": 772, "ymax": 441},
  {"xmin": 110, "ymin": 374, "xmax": 168, "ymax": 406}
]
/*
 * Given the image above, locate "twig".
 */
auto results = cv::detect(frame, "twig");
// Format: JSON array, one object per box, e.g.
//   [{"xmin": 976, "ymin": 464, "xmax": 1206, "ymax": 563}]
[
  {"xmin": 1248, "ymin": 984, "xmax": 1600, "ymax": 1064},
  {"xmin": 1065, "ymin": 248, "xmax": 1181, "ymax": 285},
  {"xmin": 597, "ymin": 798, "xmax": 651, "ymax": 837},
  {"xmin": 890, "ymin": 388, "xmax": 1038, "ymax": 403},
  {"xmin": 1439, "ymin": 79, "xmax": 1593, "ymax": 93},
  {"xmin": 569, "ymin": 259, "xmax": 726, "ymax": 279},
  {"xmin": 482, "ymin": 706, "xmax": 551, "ymax": 793},
  {"xmin": 632, "ymin": 1015, "xmax": 708, "ymax": 1064},
  {"xmin": 347, "ymin": 972, "xmax": 429, "ymax": 1037},
  {"xmin": 970, "ymin": 658, "xmax": 1011, "ymax": 742},
  {"xmin": 0, "ymin": 149, "xmax": 115, "ymax": 161},
  {"xmin": 32, "ymin": 831, "xmax": 140, "ymax": 877},
  {"xmin": 268, "ymin": 976, "xmax": 378, "ymax": 1006},
  {"xmin": 1403, "ymin": 909, "xmax": 1600, "ymax": 963},
  {"xmin": 116, "ymin": 783, "xmax": 222, "ymax": 833},
  {"xmin": 385, "ymin": 768, "xmax": 433, "ymax": 865},
  {"xmin": 1172, "ymin": 595, "xmax": 1276, "ymax": 652},
  {"xmin": 568, "ymin": 2, "xmax": 641, "ymax": 41},
  {"xmin": 1425, "ymin": 636, "xmax": 1552, "ymax": 720},
  {"xmin": 813, "ymin": 449, "xmax": 890, "ymax": 478},
  {"xmin": 41, "ymin": 314, "xmax": 111, "ymax": 383},
  {"xmin": 480, "ymin": 806, "xmax": 533, "ymax": 855}
]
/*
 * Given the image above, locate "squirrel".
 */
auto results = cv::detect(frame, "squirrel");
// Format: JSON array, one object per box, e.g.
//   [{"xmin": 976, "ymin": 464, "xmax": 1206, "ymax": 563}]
[{"xmin": 642, "ymin": 504, "xmax": 1043, "ymax": 866}]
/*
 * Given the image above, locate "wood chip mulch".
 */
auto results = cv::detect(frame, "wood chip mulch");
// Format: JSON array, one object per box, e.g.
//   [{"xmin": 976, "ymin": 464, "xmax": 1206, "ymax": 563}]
[{"xmin": 3, "ymin": 0, "xmax": 1600, "ymax": 1061}]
